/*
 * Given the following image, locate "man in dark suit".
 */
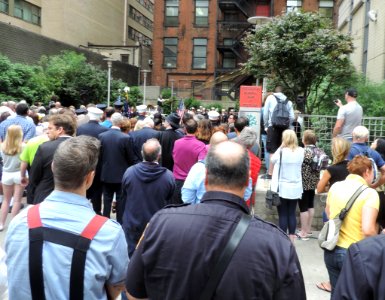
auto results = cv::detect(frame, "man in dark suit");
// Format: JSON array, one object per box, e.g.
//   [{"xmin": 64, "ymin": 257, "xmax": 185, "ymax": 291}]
[
  {"xmin": 129, "ymin": 117, "xmax": 159, "ymax": 164},
  {"xmin": 157, "ymin": 113, "xmax": 183, "ymax": 171},
  {"xmin": 28, "ymin": 113, "xmax": 76, "ymax": 204},
  {"xmin": 77, "ymin": 106, "xmax": 109, "ymax": 214},
  {"xmin": 99, "ymin": 112, "xmax": 134, "ymax": 223}
]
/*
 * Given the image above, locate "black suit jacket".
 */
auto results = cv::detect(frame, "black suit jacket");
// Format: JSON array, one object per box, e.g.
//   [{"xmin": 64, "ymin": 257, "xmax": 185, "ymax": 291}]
[
  {"xmin": 29, "ymin": 136, "xmax": 71, "ymax": 204},
  {"xmin": 99, "ymin": 128, "xmax": 134, "ymax": 183},
  {"xmin": 77, "ymin": 120, "xmax": 109, "ymax": 138},
  {"xmin": 129, "ymin": 127, "xmax": 159, "ymax": 164}
]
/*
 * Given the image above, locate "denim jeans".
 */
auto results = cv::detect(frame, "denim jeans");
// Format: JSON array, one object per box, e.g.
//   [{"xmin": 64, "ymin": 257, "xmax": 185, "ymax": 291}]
[
  {"xmin": 261, "ymin": 134, "xmax": 269, "ymax": 171},
  {"xmin": 276, "ymin": 198, "xmax": 298, "ymax": 234},
  {"xmin": 324, "ymin": 246, "xmax": 347, "ymax": 295}
]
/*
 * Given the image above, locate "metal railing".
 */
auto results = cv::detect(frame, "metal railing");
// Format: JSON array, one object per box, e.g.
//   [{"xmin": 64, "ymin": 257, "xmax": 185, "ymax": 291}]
[{"xmin": 301, "ymin": 114, "xmax": 385, "ymax": 154}]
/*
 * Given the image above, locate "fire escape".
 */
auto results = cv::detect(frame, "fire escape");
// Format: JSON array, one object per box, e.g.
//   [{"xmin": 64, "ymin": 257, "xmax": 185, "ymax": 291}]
[{"xmin": 216, "ymin": 0, "xmax": 271, "ymax": 101}]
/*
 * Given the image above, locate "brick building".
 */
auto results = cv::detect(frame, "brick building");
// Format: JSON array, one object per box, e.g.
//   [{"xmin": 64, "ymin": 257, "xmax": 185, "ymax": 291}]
[{"xmin": 151, "ymin": 0, "xmax": 335, "ymax": 101}]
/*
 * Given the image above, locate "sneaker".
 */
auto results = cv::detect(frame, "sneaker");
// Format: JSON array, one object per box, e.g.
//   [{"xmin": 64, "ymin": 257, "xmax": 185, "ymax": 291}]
[{"xmin": 260, "ymin": 174, "xmax": 272, "ymax": 180}]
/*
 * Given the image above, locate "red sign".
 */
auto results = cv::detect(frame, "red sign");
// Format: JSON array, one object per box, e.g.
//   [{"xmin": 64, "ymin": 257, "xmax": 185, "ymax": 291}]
[{"xmin": 240, "ymin": 86, "xmax": 262, "ymax": 108}]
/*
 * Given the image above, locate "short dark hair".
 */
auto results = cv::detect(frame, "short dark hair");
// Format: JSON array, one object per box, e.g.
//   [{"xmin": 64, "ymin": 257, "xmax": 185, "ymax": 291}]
[
  {"xmin": 346, "ymin": 88, "xmax": 357, "ymax": 98},
  {"xmin": 206, "ymin": 141, "xmax": 249, "ymax": 189},
  {"xmin": 48, "ymin": 114, "xmax": 76, "ymax": 136},
  {"xmin": 105, "ymin": 107, "xmax": 115, "ymax": 118},
  {"xmin": 53, "ymin": 136, "xmax": 100, "ymax": 190},
  {"xmin": 185, "ymin": 118, "xmax": 198, "ymax": 134},
  {"xmin": 16, "ymin": 103, "xmax": 29, "ymax": 116},
  {"xmin": 142, "ymin": 138, "xmax": 162, "ymax": 162},
  {"xmin": 234, "ymin": 117, "xmax": 249, "ymax": 132}
]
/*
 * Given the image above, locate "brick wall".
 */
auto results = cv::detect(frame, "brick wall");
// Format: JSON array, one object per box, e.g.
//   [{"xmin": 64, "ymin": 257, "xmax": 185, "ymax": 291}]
[{"xmin": 0, "ymin": 21, "xmax": 138, "ymax": 86}]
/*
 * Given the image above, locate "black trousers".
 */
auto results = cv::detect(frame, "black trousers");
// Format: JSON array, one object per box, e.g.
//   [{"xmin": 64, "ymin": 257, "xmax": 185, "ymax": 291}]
[
  {"xmin": 87, "ymin": 178, "xmax": 103, "ymax": 215},
  {"xmin": 102, "ymin": 182, "xmax": 123, "ymax": 224}
]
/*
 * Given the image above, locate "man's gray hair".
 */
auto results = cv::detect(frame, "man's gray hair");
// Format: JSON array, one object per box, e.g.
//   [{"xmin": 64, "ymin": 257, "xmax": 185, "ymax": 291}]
[
  {"xmin": 111, "ymin": 112, "xmax": 123, "ymax": 126},
  {"xmin": 143, "ymin": 117, "xmax": 154, "ymax": 128},
  {"xmin": 235, "ymin": 127, "xmax": 257, "ymax": 149},
  {"xmin": 141, "ymin": 138, "xmax": 161, "ymax": 162},
  {"xmin": 353, "ymin": 126, "xmax": 369, "ymax": 140},
  {"xmin": 206, "ymin": 141, "xmax": 249, "ymax": 189},
  {"xmin": 53, "ymin": 136, "xmax": 100, "ymax": 190}
]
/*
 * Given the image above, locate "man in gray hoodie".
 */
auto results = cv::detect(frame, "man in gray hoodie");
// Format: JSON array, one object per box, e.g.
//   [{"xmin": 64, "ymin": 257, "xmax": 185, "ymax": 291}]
[
  {"xmin": 263, "ymin": 86, "xmax": 295, "ymax": 178},
  {"xmin": 121, "ymin": 138, "xmax": 175, "ymax": 257}
]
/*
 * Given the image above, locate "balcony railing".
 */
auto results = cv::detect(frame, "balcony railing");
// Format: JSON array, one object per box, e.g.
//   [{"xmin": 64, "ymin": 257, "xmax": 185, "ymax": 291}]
[{"xmin": 218, "ymin": 0, "xmax": 256, "ymax": 17}]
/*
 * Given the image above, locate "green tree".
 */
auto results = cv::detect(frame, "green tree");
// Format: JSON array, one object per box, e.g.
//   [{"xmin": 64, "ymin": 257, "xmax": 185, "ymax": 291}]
[{"xmin": 243, "ymin": 12, "xmax": 354, "ymax": 114}]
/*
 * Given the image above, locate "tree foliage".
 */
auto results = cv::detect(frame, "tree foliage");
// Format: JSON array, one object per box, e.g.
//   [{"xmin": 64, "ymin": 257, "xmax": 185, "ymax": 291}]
[
  {"xmin": 243, "ymin": 12, "xmax": 354, "ymax": 114},
  {"xmin": 0, "ymin": 51, "xmax": 129, "ymax": 107}
]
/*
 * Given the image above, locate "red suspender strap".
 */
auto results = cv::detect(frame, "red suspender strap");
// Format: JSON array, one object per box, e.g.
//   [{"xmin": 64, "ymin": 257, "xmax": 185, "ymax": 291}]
[
  {"xmin": 27, "ymin": 204, "xmax": 42, "ymax": 229},
  {"xmin": 80, "ymin": 215, "xmax": 108, "ymax": 240}
]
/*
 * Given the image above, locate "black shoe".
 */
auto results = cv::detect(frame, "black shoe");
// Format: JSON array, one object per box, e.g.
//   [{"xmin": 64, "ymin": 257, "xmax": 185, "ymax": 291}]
[{"xmin": 261, "ymin": 174, "xmax": 272, "ymax": 180}]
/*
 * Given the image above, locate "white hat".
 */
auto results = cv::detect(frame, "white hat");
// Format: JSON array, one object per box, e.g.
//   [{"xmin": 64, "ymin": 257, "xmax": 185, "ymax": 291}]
[
  {"xmin": 136, "ymin": 104, "xmax": 147, "ymax": 113},
  {"xmin": 208, "ymin": 110, "xmax": 220, "ymax": 121},
  {"xmin": 87, "ymin": 107, "xmax": 103, "ymax": 120}
]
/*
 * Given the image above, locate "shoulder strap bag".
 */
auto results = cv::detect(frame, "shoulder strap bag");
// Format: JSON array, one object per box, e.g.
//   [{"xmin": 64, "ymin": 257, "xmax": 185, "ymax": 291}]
[{"xmin": 200, "ymin": 214, "xmax": 251, "ymax": 300}]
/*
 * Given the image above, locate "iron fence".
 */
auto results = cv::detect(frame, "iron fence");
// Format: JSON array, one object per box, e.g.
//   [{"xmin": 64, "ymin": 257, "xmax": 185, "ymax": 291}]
[{"xmin": 301, "ymin": 114, "xmax": 385, "ymax": 155}]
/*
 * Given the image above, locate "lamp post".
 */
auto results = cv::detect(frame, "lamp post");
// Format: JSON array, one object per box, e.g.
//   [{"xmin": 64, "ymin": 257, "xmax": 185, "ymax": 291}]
[
  {"xmin": 170, "ymin": 79, "xmax": 175, "ymax": 98},
  {"xmin": 104, "ymin": 58, "xmax": 114, "ymax": 107},
  {"xmin": 141, "ymin": 70, "xmax": 151, "ymax": 105}
]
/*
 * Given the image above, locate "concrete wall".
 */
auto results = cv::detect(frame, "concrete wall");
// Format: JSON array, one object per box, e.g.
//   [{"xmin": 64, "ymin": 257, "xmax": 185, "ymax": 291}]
[
  {"xmin": 255, "ymin": 183, "xmax": 325, "ymax": 231},
  {"xmin": 0, "ymin": 21, "xmax": 138, "ymax": 85}
]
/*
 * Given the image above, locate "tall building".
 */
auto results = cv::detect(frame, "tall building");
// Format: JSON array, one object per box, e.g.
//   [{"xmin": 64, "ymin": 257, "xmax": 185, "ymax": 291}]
[
  {"xmin": 151, "ymin": 0, "xmax": 335, "ymax": 101},
  {"xmin": 338, "ymin": 0, "xmax": 385, "ymax": 82},
  {"xmin": 0, "ymin": 0, "xmax": 154, "ymax": 68}
]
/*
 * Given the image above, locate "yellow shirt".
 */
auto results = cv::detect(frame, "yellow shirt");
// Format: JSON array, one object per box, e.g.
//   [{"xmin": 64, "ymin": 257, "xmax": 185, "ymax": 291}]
[{"xmin": 327, "ymin": 174, "xmax": 379, "ymax": 249}]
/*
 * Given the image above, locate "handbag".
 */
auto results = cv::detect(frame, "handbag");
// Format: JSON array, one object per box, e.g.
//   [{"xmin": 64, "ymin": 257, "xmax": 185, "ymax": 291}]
[
  {"xmin": 265, "ymin": 149, "xmax": 282, "ymax": 209},
  {"xmin": 318, "ymin": 185, "xmax": 367, "ymax": 251}
]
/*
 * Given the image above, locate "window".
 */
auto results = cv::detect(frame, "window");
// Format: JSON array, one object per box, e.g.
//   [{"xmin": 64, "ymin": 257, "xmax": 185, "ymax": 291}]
[
  {"xmin": 319, "ymin": 0, "xmax": 334, "ymax": 20},
  {"xmin": 286, "ymin": 0, "xmax": 302, "ymax": 13},
  {"xmin": 192, "ymin": 38, "xmax": 207, "ymax": 69},
  {"xmin": 223, "ymin": 52, "xmax": 236, "ymax": 69},
  {"xmin": 193, "ymin": 81, "xmax": 204, "ymax": 99},
  {"xmin": 223, "ymin": 39, "xmax": 235, "ymax": 46},
  {"xmin": 136, "ymin": 0, "xmax": 154, "ymax": 13},
  {"xmin": 128, "ymin": 26, "xmax": 152, "ymax": 45},
  {"xmin": 14, "ymin": 0, "xmax": 41, "ymax": 25},
  {"xmin": 195, "ymin": 0, "xmax": 208, "ymax": 26},
  {"xmin": 163, "ymin": 38, "xmax": 178, "ymax": 68},
  {"xmin": 0, "ymin": 0, "xmax": 8, "ymax": 14},
  {"xmin": 129, "ymin": 5, "xmax": 153, "ymax": 31},
  {"xmin": 165, "ymin": 0, "xmax": 179, "ymax": 26},
  {"xmin": 121, "ymin": 54, "xmax": 129, "ymax": 63}
]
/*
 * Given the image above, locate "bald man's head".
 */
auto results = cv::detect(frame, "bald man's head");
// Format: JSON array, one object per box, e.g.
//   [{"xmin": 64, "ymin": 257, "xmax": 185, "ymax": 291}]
[
  {"xmin": 142, "ymin": 138, "xmax": 161, "ymax": 162},
  {"xmin": 206, "ymin": 141, "xmax": 249, "ymax": 190},
  {"xmin": 209, "ymin": 131, "xmax": 228, "ymax": 146}
]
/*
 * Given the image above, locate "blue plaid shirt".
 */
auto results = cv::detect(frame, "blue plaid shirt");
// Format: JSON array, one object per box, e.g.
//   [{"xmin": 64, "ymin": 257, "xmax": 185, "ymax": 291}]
[{"xmin": 0, "ymin": 115, "xmax": 36, "ymax": 141}]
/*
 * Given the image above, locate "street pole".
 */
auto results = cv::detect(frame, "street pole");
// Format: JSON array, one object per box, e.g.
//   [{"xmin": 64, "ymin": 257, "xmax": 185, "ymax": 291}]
[
  {"xmin": 141, "ymin": 70, "xmax": 151, "ymax": 105},
  {"xmin": 104, "ymin": 58, "xmax": 114, "ymax": 107}
]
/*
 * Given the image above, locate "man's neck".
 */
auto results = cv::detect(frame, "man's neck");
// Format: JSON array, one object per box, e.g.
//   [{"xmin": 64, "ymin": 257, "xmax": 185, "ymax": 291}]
[{"xmin": 206, "ymin": 185, "xmax": 245, "ymax": 198}]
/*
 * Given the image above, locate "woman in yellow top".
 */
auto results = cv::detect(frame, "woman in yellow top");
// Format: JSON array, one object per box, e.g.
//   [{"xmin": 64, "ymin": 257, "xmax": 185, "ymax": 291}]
[{"xmin": 324, "ymin": 155, "xmax": 379, "ymax": 294}]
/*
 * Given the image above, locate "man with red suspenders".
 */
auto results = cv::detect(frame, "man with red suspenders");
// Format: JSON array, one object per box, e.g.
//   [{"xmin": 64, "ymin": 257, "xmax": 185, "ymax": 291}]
[{"xmin": 5, "ymin": 136, "xmax": 128, "ymax": 300}]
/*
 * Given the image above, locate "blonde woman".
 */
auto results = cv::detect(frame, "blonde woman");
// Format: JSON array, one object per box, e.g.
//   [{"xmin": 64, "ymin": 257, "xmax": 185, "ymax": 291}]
[
  {"xmin": 317, "ymin": 137, "xmax": 350, "ymax": 193},
  {"xmin": 0, "ymin": 125, "xmax": 24, "ymax": 230},
  {"xmin": 271, "ymin": 129, "xmax": 304, "ymax": 242}
]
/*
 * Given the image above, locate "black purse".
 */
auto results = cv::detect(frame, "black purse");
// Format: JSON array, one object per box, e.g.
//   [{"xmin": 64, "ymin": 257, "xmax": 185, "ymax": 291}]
[{"xmin": 265, "ymin": 149, "xmax": 282, "ymax": 209}]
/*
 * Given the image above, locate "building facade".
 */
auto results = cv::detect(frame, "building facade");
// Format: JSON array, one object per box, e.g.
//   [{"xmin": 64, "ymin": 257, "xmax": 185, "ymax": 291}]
[
  {"xmin": 0, "ymin": 0, "xmax": 154, "ymax": 70},
  {"xmin": 338, "ymin": 0, "xmax": 385, "ymax": 82},
  {"xmin": 151, "ymin": 0, "xmax": 335, "ymax": 101}
]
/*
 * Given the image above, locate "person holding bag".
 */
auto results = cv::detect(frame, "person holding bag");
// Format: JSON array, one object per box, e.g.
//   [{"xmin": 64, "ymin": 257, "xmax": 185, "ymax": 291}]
[
  {"xmin": 271, "ymin": 129, "xmax": 304, "ymax": 243},
  {"xmin": 323, "ymin": 155, "xmax": 379, "ymax": 295}
]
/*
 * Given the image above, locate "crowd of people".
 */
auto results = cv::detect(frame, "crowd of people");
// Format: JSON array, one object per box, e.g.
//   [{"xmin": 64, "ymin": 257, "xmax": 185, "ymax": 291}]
[{"xmin": 0, "ymin": 85, "xmax": 384, "ymax": 299}]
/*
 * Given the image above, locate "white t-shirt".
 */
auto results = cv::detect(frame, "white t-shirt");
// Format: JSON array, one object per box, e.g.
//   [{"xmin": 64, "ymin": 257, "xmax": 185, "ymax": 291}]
[{"xmin": 337, "ymin": 101, "xmax": 363, "ymax": 139}]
